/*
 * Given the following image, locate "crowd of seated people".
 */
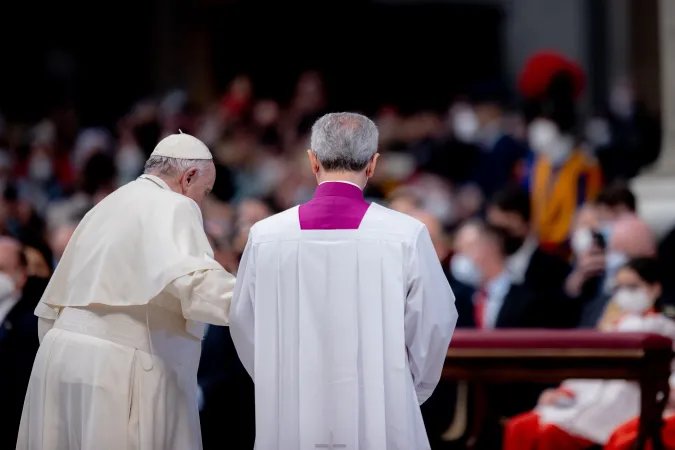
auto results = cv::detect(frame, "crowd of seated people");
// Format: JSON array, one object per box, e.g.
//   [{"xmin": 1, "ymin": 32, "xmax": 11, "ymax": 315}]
[{"xmin": 0, "ymin": 61, "xmax": 671, "ymax": 450}]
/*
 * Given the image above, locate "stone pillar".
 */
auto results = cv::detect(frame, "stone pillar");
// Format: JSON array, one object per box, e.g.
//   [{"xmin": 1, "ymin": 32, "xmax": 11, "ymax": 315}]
[
  {"xmin": 653, "ymin": 0, "xmax": 675, "ymax": 175},
  {"xmin": 630, "ymin": 0, "xmax": 675, "ymax": 238},
  {"xmin": 606, "ymin": 0, "xmax": 630, "ymax": 83}
]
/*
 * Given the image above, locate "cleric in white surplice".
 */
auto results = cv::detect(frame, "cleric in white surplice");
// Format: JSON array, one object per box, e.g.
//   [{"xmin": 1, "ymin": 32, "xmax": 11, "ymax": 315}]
[
  {"xmin": 229, "ymin": 112, "xmax": 458, "ymax": 450},
  {"xmin": 17, "ymin": 133, "xmax": 236, "ymax": 450}
]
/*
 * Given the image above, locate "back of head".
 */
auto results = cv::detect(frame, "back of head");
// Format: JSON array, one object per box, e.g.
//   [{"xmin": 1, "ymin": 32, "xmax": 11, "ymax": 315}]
[
  {"xmin": 623, "ymin": 257, "xmax": 660, "ymax": 285},
  {"xmin": 610, "ymin": 216, "xmax": 656, "ymax": 257},
  {"xmin": 596, "ymin": 180, "xmax": 637, "ymax": 214},
  {"xmin": 490, "ymin": 185, "xmax": 531, "ymax": 222},
  {"xmin": 143, "ymin": 132, "xmax": 216, "ymax": 209},
  {"xmin": 310, "ymin": 112, "xmax": 379, "ymax": 172}
]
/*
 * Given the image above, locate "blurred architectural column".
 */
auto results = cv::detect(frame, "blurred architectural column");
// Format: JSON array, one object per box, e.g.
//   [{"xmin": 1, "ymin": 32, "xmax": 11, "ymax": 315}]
[
  {"xmin": 606, "ymin": 0, "xmax": 630, "ymax": 84},
  {"xmin": 654, "ymin": 0, "xmax": 675, "ymax": 175},
  {"xmin": 630, "ymin": 0, "xmax": 675, "ymax": 238}
]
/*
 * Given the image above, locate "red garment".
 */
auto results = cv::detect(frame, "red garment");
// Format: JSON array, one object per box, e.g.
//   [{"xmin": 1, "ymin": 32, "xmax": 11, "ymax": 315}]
[
  {"xmin": 605, "ymin": 416, "xmax": 675, "ymax": 450},
  {"xmin": 504, "ymin": 411, "xmax": 595, "ymax": 450},
  {"xmin": 473, "ymin": 288, "xmax": 487, "ymax": 329}
]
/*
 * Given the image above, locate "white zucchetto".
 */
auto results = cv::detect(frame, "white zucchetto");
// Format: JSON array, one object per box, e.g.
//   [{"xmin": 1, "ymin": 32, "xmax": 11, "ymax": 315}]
[{"xmin": 150, "ymin": 132, "xmax": 213, "ymax": 160}]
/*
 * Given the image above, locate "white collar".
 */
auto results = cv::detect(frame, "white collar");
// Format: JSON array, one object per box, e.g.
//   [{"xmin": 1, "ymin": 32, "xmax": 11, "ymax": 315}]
[
  {"xmin": 506, "ymin": 237, "xmax": 538, "ymax": 284},
  {"xmin": 319, "ymin": 180, "xmax": 363, "ymax": 190},
  {"xmin": 485, "ymin": 271, "xmax": 511, "ymax": 297},
  {"xmin": 139, "ymin": 174, "xmax": 172, "ymax": 191}
]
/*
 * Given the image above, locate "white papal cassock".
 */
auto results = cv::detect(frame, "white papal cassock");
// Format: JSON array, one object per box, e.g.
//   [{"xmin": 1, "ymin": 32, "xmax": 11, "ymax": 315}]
[
  {"xmin": 17, "ymin": 174, "xmax": 235, "ymax": 450},
  {"xmin": 230, "ymin": 181, "xmax": 458, "ymax": 450}
]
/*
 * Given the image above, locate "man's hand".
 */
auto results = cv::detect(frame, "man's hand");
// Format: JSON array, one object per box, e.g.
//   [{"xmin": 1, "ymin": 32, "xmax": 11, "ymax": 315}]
[
  {"xmin": 565, "ymin": 250, "xmax": 605, "ymax": 297},
  {"xmin": 538, "ymin": 388, "xmax": 568, "ymax": 406}
]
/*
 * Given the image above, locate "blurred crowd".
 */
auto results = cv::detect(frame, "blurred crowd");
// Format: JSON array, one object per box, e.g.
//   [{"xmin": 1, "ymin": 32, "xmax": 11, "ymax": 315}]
[{"xmin": 1, "ymin": 60, "xmax": 675, "ymax": 449}]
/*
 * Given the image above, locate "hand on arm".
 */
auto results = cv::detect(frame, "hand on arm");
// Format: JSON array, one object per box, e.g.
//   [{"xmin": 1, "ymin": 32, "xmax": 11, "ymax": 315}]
[{"xmin": 167, "ymin": 267, "xmax": 236, "ymax": 326}]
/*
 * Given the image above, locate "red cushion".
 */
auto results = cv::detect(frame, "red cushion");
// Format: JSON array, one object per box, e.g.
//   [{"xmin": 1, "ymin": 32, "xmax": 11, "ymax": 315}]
[{"xmin": 449, "ymin": 330, "xmax": 673, "ymax": 351}]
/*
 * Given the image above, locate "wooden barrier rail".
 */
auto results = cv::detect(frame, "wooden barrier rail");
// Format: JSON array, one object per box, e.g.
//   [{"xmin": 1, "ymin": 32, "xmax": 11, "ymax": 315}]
[{"xmin": 442, "ymin": 330, "xmax": 673, "ymax": 450}]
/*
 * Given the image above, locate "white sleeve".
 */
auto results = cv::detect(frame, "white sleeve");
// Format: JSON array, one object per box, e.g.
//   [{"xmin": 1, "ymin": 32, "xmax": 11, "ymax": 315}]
[
  {"xmin": 35, "ymin": 301, "xmax": 60, "ymax": 344},
  {"xmin": 404, "ymin": 225, "xmax": 458, "ymax": 405},
  {"xmin": 165, "ymin": 267, "xmax": 236, "ymax": 326},
  {"xmin": 228, "ymin": 234, "xmax": 256, "ymax": 378}
]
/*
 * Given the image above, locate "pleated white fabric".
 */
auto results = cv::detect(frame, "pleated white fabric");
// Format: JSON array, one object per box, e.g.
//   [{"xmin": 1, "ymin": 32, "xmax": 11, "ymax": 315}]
[
  {"xmin": 17, "ymin": 302, "xmax": 203, "ymax": 450},
  {"xmin": 230, "ymin": 204, "xmax": 458, "ymax": 450}
]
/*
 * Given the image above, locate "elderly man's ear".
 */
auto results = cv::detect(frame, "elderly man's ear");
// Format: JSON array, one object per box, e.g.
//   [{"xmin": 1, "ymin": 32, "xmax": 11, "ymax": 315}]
[
  {"xmin": 307, "ymin": 150, "xmax": 321, "ymax": 174},
  {"xmin": 365, "ymin": 154, "xmax": 380, "ymax": 178}
]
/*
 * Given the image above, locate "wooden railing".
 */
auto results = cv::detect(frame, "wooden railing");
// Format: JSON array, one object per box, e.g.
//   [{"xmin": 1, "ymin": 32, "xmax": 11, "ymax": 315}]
[{"xmin": 442, "ymin": 330, "xmax": 673, "ymax": 450}]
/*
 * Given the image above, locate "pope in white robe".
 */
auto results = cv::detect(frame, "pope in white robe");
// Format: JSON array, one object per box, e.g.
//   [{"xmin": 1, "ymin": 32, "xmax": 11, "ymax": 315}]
[
  {"xmin": 229, "ymin": 112, "xmax": 458, "ymax": 450},
  {"xmin": 17, "ymin": 133, "xmax": 236, "ymax": 450}
]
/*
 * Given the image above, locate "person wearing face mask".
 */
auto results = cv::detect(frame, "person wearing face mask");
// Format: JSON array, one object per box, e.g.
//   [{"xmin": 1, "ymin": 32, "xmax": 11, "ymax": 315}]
[
  {"xmin": 487, "ymin": 186, "xmax": 575, "ymax": 328},
  {"xmin": 504, "ymin": 257, "xmax": 675, "ymax": 450},
  {"xmin": 567, "ymin": 214, "xmax": 657, "ymax": 328},
  {"xmin": 0, "ymin": 238, "xmax": 49, "ymax": 450},
  {"xmin": 518, "ymin": 51, "xmax": 603, "ymax": 254},
  {"xmin": 604, "ymin": 280, "xmax": 675, "ymax": 450},
  {"xmin": 18, "ymin": 133, "xmax": 236, "ymax": 450},
  {"xmin": 452, "ymin": 221, "xmax": 554, "ymax": 428},
  {"xmin": 452, "ymin": 220, "xmax": 544, "ymax": 330}
]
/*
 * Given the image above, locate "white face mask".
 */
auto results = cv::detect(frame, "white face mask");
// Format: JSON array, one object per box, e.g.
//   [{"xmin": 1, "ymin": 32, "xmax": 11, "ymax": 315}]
[
  {"xmin": 571, "ymin": 228, "xmax": 593, "ymax": 256},
  {"xmin": 0, "ymin": 272, "xmax": 16, "ymax": 301},
  {"xmin": 450, "ymin": 254, "xmax": 482, "ymax": 287},
  {"xmin": 528, "ymin": 119, "xmax": 573, "ymax": 165},
  {"xmin": 452, "ymin": 110, "xmax": 479, "ymax": 143},
  {"xmin": 614, "ymin": 287, "xmax": 652, "ymax": 314}
]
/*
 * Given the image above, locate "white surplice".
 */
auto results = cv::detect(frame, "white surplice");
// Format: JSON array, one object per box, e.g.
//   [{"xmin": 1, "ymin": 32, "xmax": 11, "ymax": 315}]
[
  {"xmin": 230, "ymin": 203, "xmax": 458, "ymax": 450},
  {"xmin": 17, "ymin": 174, "xmax": 235, "ymax": 450},
  {"xmin": 537, "ymin": 312, "xmax": 675, "ymax": 444}
]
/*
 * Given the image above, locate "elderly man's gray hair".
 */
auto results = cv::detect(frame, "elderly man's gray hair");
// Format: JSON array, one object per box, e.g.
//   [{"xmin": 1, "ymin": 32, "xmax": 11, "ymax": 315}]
[
  {"xmin": 310, "ymin": 112, "xmax": 379, "ymax": 172},
  {"xmin": 143, "ymin": 155, "xmax": 211, "ymax": 177}
]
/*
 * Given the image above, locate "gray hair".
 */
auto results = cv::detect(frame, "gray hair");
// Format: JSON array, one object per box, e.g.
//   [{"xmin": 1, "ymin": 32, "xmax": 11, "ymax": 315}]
[
  {"xmin": 143, "ymin": 155, "xmax": 211, "ymax": 177},
  {"xmin": 310, "ymin": 112, "xmax": 379, "ymax": 172}
]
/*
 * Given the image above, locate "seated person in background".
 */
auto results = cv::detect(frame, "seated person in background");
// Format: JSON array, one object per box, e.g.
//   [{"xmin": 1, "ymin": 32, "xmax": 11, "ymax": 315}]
[
  {"xmin": 605, "ymin": 379, "xmax": 675, "ymax": 450},
  {"xmin": 594, "ymin": 180, "xmax": 637, "ymax": 238},
  {"xmin": 487, "ymin": 186, "xmax": 573, "ymax": 327},
  {"xmin": 448, "ymin": 220, "xmax": 482, "ymax": 328},
  {"xmin": 452, "ymin": 220, "xmax": 545, "ymax": 329},
  {"xmin": 567, "ymin": 214, "xmax": 657, "ymax": 327},
  {"xmin": 503, "ymin": 257, "xmax": 675, "ymax": 450},
  {"xmin": 0, "ymin": 238, "xmax": 49, "ymax": 450}
]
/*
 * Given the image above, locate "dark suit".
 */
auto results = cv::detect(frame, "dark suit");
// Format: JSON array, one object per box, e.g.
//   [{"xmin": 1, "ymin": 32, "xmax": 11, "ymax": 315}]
[
  {"xmin": 198, "ymin": 325, "xmax": 255, "ymax": 450},
  {"xmin": 520, "ymin": 248, "xmax": 577, "ymax": 328},
  {"xmin": 0, "ymin": 276, "xmax": 48, "ymax": 449}
]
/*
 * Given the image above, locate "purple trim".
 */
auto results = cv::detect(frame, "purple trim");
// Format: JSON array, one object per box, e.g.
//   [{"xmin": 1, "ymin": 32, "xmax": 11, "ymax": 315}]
[{"xmin": 299, "ymin": 182, "xmax": 370, "ymax": 230}]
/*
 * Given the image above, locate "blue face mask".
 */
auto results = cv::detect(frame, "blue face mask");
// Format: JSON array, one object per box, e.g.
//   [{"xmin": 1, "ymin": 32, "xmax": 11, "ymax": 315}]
[{"xmin": 450, "ymin": 254, "xmax": 482, "ymax": 287}]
